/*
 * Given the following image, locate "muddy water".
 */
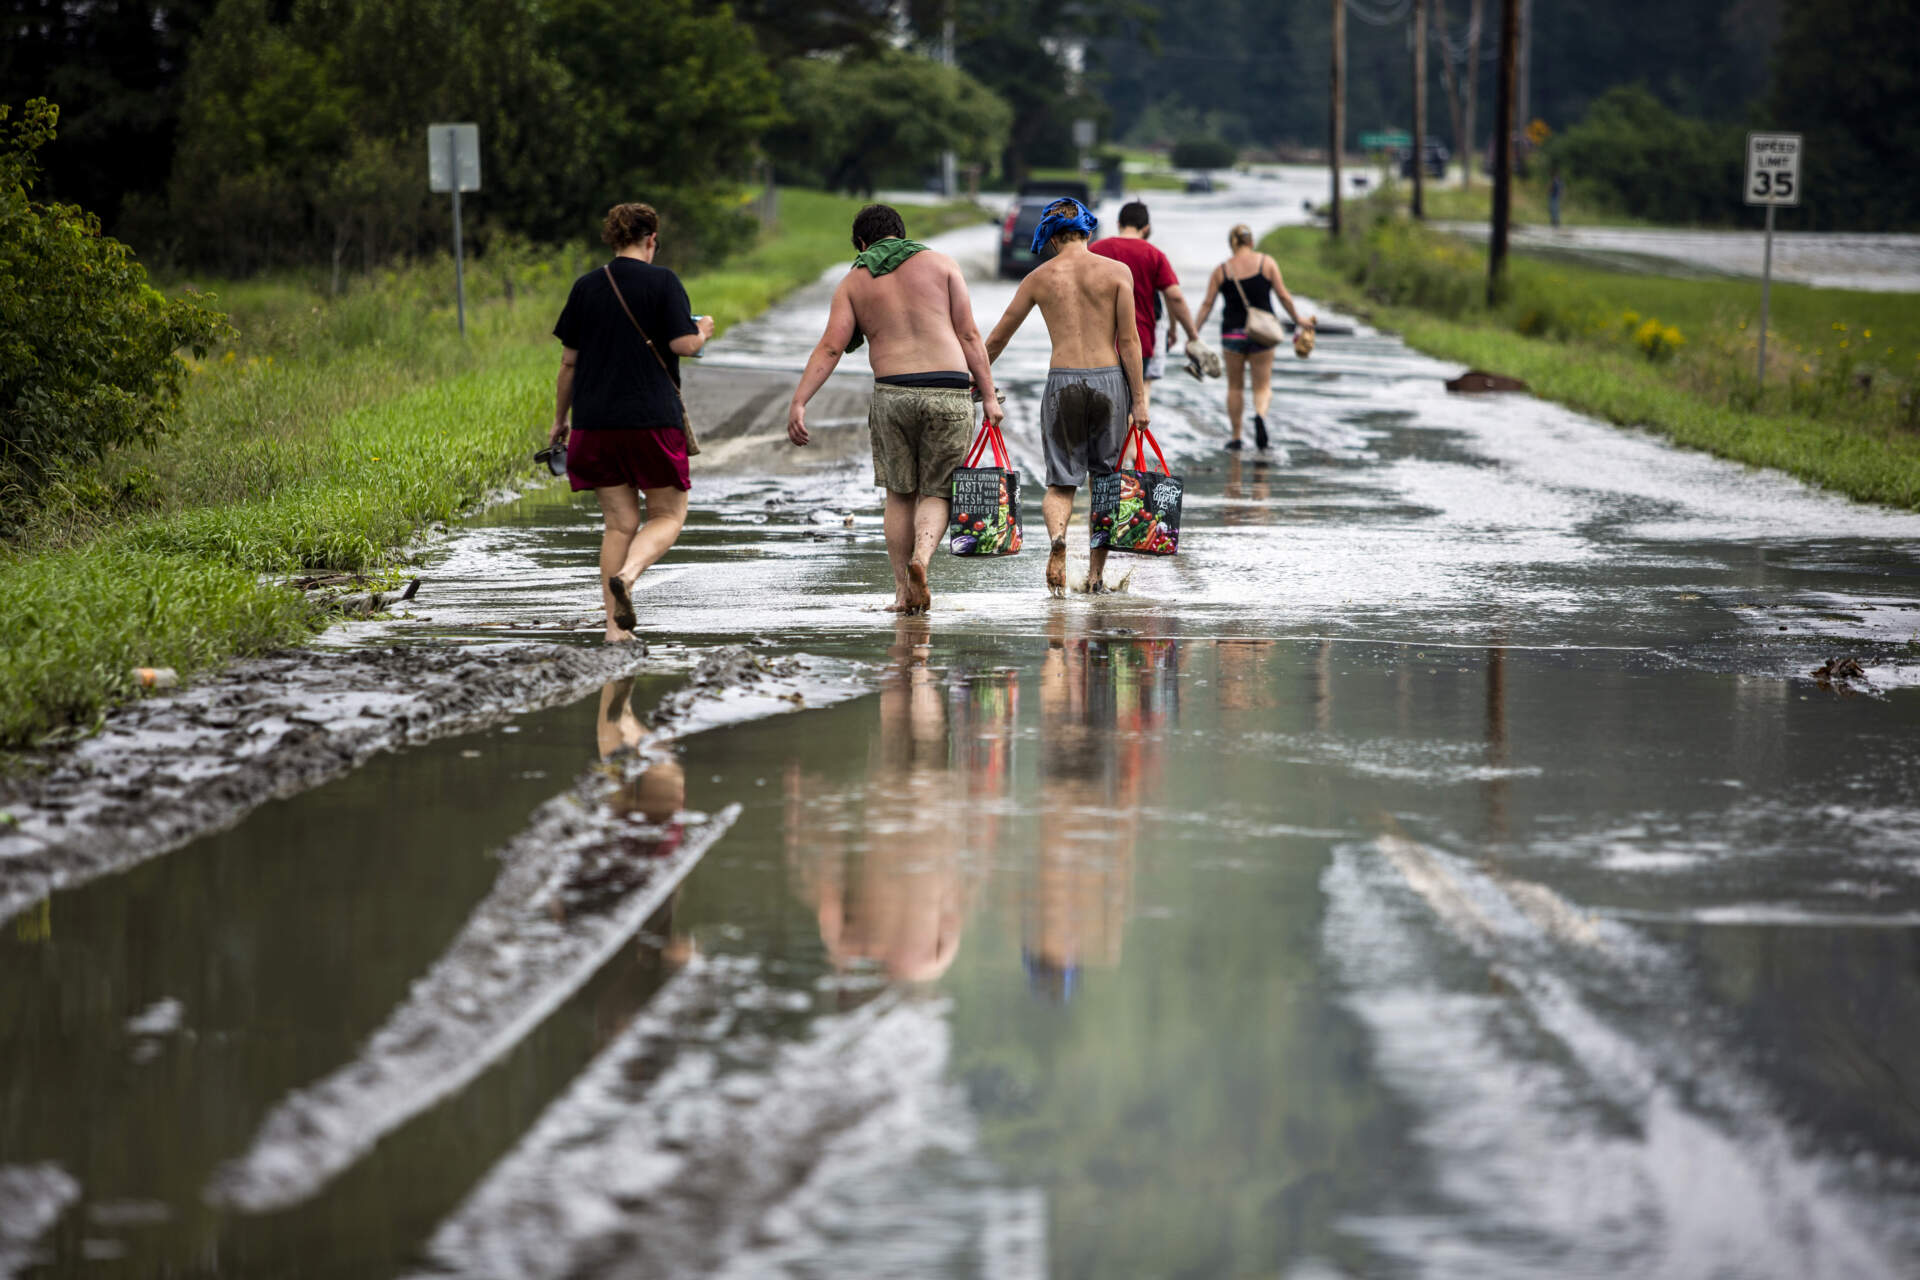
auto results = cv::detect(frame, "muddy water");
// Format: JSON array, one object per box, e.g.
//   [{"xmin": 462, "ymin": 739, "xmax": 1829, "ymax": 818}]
[{"xmin": 7, "ymin": 174, "xmax": 1920, "ymax": 1277}]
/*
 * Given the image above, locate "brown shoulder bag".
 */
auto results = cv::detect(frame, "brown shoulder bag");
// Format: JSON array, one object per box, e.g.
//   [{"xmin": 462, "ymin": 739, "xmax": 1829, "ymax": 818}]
[{"xmin": 602, "ymin": 264, "xmax": 701, "ymax": 456}]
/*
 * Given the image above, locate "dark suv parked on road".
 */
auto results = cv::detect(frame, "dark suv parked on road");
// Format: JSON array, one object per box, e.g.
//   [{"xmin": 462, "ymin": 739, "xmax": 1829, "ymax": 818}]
[{"xmin": 998, "ymin": 180, "xmax": 1096, "ymax": 279}]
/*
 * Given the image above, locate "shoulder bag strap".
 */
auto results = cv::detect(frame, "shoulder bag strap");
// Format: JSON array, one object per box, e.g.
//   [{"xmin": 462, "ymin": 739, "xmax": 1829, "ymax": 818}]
[
  {"xmin": 602, "ymin": 264, "xmax": 688, "ymax": 419},
  {"xmin": 1229, "ymin": 265, "xmax": 1256, "ymax": 314}
]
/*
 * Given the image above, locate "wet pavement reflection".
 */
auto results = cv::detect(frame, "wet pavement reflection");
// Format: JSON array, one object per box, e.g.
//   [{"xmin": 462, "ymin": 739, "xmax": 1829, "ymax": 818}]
[{"xmin": 5, "ymin": 174, "xmax": 1920, "ymax": 1277}]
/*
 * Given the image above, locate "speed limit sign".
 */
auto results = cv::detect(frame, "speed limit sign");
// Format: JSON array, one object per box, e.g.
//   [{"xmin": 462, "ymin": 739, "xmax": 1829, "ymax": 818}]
[{"xmin": 1746, "ymin": 132, "xmax": 1802, "ymax": 206}]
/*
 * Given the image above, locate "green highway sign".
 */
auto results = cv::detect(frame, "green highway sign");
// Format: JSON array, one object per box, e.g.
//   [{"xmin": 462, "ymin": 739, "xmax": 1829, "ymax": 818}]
[{"xmin": 1360, "ymin": 130, "xmax": 1411, "ymax": 150}]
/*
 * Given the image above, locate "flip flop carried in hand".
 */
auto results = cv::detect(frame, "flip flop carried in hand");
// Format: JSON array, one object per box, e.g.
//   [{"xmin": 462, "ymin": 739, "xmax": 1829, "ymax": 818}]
[
  {"xmin": 1185, "ymin": 337, "xmax": 1224, "ymax": 379},
  {"xmin": 607, "ymin": 576, "xmax": 638, "ymax": 632}
]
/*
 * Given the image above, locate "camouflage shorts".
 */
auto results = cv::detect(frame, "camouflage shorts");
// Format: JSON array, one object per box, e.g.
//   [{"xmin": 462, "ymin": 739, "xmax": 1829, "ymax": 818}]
[{"xmin": 868, "ymin": 383, "xmax": 974, "ymax": 498}]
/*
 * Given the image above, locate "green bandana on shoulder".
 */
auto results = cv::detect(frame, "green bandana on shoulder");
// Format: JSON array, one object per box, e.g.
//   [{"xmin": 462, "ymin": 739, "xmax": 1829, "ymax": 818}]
[{"xmin": 852, "ymin": 238, "xmax": 929, "ymax": 277}]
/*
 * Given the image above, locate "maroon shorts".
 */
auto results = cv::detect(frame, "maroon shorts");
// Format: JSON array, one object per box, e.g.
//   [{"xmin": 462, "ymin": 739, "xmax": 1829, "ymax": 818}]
[{"xmin": 566, "ymin": 427, "xmax": 690, "ymax": 493}]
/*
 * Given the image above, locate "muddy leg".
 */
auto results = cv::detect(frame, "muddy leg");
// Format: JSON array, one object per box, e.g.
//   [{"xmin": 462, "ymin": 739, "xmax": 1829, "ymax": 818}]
[
  {"xmin": 595, "ymin": 485, "xmax": 642, "ymax": 641},
  {"xmin": 882, "ymin": 490, "xmax": 915, "ymax": 611},
  {"xmin": 1042, "ymin": 485, "xmax": 1076, "ymax": 597},
  {"xmin": 606, "ymin": 484, "xmax": 686, "ymax": 636},
  {"xmin": 905, "ymin": 493, "xmax": 946, "ymax": 612}
]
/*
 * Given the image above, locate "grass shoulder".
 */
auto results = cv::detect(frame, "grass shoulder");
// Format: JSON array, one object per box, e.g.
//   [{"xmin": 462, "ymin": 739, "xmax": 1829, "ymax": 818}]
[
  {"xmin": 0, "ymin": 192, "xmax": 984, "ymax": 750},
  {"xmin": 1263, "ymin": 220, "xmax": 1920, "ymax": 511}
]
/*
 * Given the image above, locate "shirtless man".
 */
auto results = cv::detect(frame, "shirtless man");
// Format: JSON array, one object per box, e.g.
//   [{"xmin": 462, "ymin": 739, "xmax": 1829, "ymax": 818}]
[
  {"xmin": 984, "ymin": 198, "xmax": 1147, "ymax": 595},
  {"xmin": 789, "ymin": 204, "xmax": 1003, "ymax": 614}
]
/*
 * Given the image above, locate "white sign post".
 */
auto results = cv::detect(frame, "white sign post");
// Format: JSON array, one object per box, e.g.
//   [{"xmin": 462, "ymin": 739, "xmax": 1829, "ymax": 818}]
[
  {"xmin": 1745, "ymin": 131, "xmax": 1801, "ymax": 387},
  {"xmin": 1073, "ymin": 117, "xmax": 1096, "ymax": 173},
  {"xmin": 428, "ymin": 123, "xmax": 482, "ymax": 336}
]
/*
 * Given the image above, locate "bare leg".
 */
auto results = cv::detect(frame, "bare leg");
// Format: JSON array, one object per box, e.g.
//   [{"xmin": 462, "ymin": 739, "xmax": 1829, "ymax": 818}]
[
  {"xmin": 606, "ymin": 484, "xmax": 688, "ymax": 639},
  {"xmin": 1251, "ymin": 347, "xmax": 1276, "ymax": 420},
  {"xmin": 1223, "ymin": 351, "xmax": 1246, "ymax": 442},
  {"xmin": 882, "ymin": 489, "xmax": 915, "ymax": 611},
  {"xmin": 595, "ymin": 485, "xmax": 642, "ymax": 642},
  {"xmin": 1042, "ymin": 485, "xmax": 1075, "ymax": 596},
  {"xmin": 617, "ymin": 485, "xmax": 688, "ymax": 582},
  {"xmin": 905, "ymin": 493, "xmax": 947, "ymax": 612}
]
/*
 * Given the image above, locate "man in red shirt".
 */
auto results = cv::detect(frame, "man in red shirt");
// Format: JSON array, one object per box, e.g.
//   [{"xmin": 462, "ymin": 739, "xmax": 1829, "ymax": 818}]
[{"xmin": 1091, "ymin": 201, "xmax": 1200, "ymax": 412}]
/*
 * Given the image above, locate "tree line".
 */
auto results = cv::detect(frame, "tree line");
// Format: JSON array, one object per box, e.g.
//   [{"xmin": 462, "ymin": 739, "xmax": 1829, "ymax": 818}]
[
  {"xmin": 1095, "ymin": 0, "xmax": 1915, "ymax": 230},
  {"xmin": 2, "ymin": 0, "xmax": 1110, "ymax": 277},
  {"xmin": 2, "ymin": 0, "xmax": 1911, "ymax": 279}
]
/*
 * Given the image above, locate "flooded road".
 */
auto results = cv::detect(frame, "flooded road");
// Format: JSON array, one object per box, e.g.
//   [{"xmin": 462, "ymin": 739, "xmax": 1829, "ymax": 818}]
[{"xmin": 7, "ymin": 172, "xmax": 1920, "ymax": 1277}]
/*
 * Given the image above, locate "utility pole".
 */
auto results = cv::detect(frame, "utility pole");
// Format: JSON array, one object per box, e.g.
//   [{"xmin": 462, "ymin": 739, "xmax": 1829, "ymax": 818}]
[
  {"xmin": 1463, "ymin": 0, "xmax": 1483, "ymax": 189},
  {"xmin": 1330, "ymin": 0, "xmax": 1345, "ymax": 237},
  {"xmin": 1435, "ymin": 0, "xmax": 1466, "ymax": 190},
  {"xmin": 1517, "ymin": 0, "xmax": 1532, "ymax": 143},
  {"xmin": 940, "ymin": 10, "xmax": 957, "ymax": 198},
  {"xmin": 1411, "ymin": 0, "xmax": 1427, "ymax": 218},
  {"xmin": 1487, "ymin": 0, "xmax": 1517, "ymax": 305}
]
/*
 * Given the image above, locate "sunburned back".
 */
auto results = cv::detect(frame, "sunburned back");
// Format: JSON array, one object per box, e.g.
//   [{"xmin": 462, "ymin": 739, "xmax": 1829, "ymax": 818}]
[
  {"xmin": 1029, "ymin": 248, "xmax": 1131, "ymax": 368},
  {"xmin": 847, "ymin": 251, "xmax": 968, "ymax": 376}
]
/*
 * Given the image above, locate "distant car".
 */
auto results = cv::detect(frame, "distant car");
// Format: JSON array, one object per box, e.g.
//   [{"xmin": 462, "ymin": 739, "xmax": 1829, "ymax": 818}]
[
  {"xmin": 1185, "ymin": 174, "xmax": 1215, "ymax": 194},
  {"xmin": 1396, "ymin": 141, "xmax": 1450, "ymax": 179},
  {"xmin": 998, "ymin": 180, "xmax": 1099, "ymax": 278}
]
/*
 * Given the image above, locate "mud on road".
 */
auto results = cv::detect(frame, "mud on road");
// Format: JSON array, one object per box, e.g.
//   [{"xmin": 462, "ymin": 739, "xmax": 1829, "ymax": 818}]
[{"xmin": 0, "ymin": 641, "xmax": 669, "ymax": 925}]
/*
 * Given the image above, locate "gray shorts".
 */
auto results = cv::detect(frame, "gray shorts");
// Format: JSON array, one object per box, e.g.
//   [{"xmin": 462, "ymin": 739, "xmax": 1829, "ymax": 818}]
[{"xmin": 1039, "ymin": 365, "xmax": 1131, "ymax": 488}]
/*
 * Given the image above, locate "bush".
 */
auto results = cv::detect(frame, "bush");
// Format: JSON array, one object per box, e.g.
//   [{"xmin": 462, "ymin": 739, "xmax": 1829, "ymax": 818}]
[
  {"xmin": 0, "ymin": 100, "xmax": 228, "ymax": 513},
  {"xmin": 1170, "ymin": 136, "xmax": 1237, "ymax": 171},
  {"xmin": 1546, "ymin": 86, "xmax": 1743, "ymax": 226}
]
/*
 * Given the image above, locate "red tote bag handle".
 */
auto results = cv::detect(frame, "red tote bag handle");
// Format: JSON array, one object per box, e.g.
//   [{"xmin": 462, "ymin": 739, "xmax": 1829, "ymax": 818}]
[
  {"xmin": 963, "ymin": 418, "xmax": 1011, "ymax": 470},
  {"xmin": 1123, "ymin": 422, "xmax": 1171, "ymax": 475}
]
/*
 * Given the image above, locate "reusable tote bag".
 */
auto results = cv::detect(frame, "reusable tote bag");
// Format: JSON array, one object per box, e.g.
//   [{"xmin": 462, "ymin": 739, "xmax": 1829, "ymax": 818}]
[
  {"xmin": 948, "ymin": 418, "xmax": 1023, "ymax": 557},
  {"xmin": 1091, "ymin": 423, "xmax": 1183, "ymax": 556}
]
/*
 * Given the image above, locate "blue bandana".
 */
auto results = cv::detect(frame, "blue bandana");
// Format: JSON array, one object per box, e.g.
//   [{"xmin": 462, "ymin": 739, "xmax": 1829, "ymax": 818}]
[{"xmin": 1029, "ymin": 198, "xmax": 1098, "ymax": 255}]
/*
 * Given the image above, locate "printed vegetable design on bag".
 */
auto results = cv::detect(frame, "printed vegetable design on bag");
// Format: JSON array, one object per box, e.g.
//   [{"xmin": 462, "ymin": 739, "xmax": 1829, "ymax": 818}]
[
  {"xmin": 1090, "ymin": 424, "xmax": 1183, "ymax": 557},
  {"xmin": 1092, "ymin": 474, "xmax": 1178, "ymax": 553},
  {"xmin": 949, "ymin": 418, "xmax": 1024, "ymax": 558}
]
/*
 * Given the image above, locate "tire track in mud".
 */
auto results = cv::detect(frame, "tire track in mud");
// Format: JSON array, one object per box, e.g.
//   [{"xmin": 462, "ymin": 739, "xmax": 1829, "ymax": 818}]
[
  {"xmin": 205, "ymin": 648, "xmax": 871, "ymax": 1215},
  {"xmin": 1324, "ymin": 829, "xmax": 1920, "ymax": 1278},
  {"xmin": 410, "ymin": 956, "xmax": 1043, "ymax": 1280},
  {"xmin": 0, "ymin": 641, "xmax": 673, "ymax": 926}
]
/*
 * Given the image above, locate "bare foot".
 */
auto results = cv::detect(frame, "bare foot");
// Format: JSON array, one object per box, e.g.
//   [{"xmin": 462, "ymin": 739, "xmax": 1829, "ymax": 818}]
[
  {"xmin": 1046, "ymin": 538, "xmax": 1067, "ymax": 597},
  {"xmin": 604, "ymin": 626, "xmax": 641, "ymax": 645},
  {"xmin": 607, "ymin": 575, "xmax": 637, "ymax": 632},
  {"xmin": 883, "ymin": 598, "xmax": 910, "ymax": 613},
  {"xmin": 905, "ymin": 560, "xmax": 931, "ymax": 613}
]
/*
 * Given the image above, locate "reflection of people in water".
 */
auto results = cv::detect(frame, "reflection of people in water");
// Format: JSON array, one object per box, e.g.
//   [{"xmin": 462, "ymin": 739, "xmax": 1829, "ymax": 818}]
[
  {"xmin": 785, "ymin": 617, "xmax": 985, "ymax": 983},
  {"xmin": 1222, "ymin": 453, "xmax": 1273, "ymax": 527},
  {"xmin": 593, "ymin": 675, "xmax": 687, "ymax": 856},
  {"xmin": 1025, "ymin": 621, "xmax": 1179, "ymax": 1000},
  {"xmin": 582, "ymin": 677, "xmax": 698, "ymax": 1045},
  {"xmin": 597, "ymin": 675, "xmax": 647, "ymax": 759}
]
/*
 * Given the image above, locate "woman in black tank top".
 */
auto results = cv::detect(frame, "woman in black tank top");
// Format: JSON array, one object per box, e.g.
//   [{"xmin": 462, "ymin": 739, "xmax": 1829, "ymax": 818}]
[{"xmin": 1193, "ymin": 224, "xmax": 1316, "ymax": 451}]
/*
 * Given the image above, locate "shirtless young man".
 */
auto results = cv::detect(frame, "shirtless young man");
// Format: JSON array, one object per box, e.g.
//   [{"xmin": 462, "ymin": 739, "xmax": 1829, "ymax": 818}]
[
  {"xmin": 789, "ymin": 204, "xmax": 1003, "ymax": 614},
  {"xmin": 984, "ymin": 198, "xmax": 1147, "ymax": 596}
]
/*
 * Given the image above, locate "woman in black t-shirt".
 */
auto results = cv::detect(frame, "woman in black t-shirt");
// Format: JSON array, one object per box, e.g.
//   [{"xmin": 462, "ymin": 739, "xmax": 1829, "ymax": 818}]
[{"xmin": 549, "ymin": 202, "xmax": 714, "ymax": 642}]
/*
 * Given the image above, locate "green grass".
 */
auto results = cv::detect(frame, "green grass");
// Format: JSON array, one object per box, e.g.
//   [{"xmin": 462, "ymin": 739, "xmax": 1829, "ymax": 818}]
[
  {"xmin": 0, "ymin": 190, "xmax": 985, "ymax": 749},
  {"xmin": 1264, "ymin": 216, "xmax": 1920, "ymax": 509},
  {"xmin": 1385, "ymin": 172, "xmax": 1647, "ymax": 228}
]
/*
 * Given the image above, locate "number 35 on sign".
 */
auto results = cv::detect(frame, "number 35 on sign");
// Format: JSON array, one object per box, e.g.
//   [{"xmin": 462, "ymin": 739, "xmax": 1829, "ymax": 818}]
[{"xmin": 1746, "ymin": 132, "xmax": 1802, "ymax": 206}]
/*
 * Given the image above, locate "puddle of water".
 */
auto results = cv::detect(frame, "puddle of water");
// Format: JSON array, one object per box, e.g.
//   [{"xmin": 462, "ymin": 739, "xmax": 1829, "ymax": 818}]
[{"xmin": 0, "ymin": 674, "xmax": 687, "ymax": 1276}]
